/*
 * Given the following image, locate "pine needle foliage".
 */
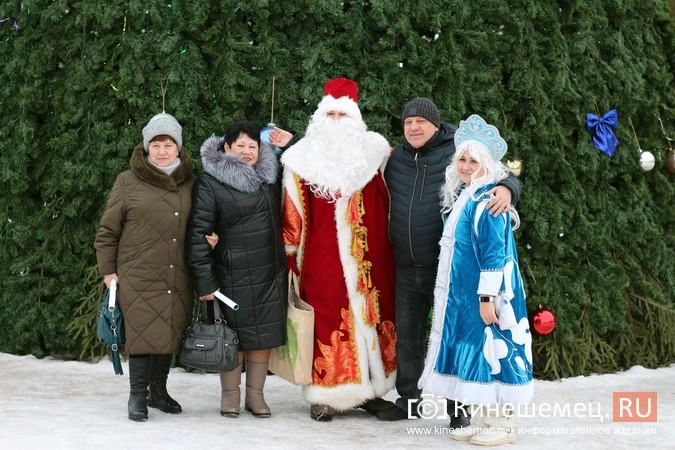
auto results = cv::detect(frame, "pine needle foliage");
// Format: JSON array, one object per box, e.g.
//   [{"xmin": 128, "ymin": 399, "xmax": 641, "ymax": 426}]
[{"xmin": 0, "ymin": 0, "xmax": 673, "ymax": 378}]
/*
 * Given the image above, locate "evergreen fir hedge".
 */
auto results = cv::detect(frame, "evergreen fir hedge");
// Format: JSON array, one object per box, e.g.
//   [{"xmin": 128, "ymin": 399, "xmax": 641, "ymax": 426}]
[{"xmin": 0, "ymin": 0, "xmax": 673, "ymax": 379}]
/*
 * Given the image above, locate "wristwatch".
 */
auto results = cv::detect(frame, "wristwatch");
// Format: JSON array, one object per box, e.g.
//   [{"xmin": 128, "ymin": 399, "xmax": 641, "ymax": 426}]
[{"xmin": 479, "ymin": 296, "xmax": 494, "ymax": 303}]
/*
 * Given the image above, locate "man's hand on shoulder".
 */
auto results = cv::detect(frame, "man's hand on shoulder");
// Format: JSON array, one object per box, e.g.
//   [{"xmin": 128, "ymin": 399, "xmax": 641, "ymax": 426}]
[{"xmin": 486, "ymin": 185, "xmax": 512, "ymax": 216}]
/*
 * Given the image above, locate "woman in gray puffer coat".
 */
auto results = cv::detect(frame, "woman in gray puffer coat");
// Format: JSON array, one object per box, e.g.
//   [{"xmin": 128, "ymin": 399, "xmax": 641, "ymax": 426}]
[{"xmin": 186, "ymin": 120, "xmax": 286, "ymax": 419}]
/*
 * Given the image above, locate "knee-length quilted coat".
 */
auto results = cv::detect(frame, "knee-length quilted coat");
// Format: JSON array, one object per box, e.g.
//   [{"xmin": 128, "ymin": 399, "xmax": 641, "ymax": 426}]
[
  {"xmin": 186, "ymin": 137, "xmax": 286, "ymax": 351},
  {"xmin": 94, "ymin": 145, "xmax": 196, "ymax": 355}
]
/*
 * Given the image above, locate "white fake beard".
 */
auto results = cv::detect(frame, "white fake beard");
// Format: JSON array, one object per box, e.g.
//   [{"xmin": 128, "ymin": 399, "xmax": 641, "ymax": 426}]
[{"xmin": 302, "ymin": 116, "xmax": 371, "ymax": 201}]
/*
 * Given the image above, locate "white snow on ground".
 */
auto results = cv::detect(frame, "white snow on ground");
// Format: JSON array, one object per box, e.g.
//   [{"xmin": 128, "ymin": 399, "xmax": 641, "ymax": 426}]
[{"xmin": 0, "ymin": 352, "xmax": 672, "ymax": 449}]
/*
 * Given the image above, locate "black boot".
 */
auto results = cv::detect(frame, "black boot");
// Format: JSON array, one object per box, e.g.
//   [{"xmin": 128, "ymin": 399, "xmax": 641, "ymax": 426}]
[
  {"xmin": 128, "ymin": 355, "xmax": 151, "ymax": 421},
  {"xmin": 356, "ymin": 398, "xmax": 396, "ymax": 415},
  {"xmin": 447, "ymin": 400, "xmax": 471, "ymax": 429},
  {"xmin": 147, "ymin": 354, "xmax": 182, "ymax": 414}
]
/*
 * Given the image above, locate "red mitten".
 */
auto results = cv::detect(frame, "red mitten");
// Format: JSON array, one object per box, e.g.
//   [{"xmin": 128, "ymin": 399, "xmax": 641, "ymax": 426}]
[{"xmin": 287, "ymin": 253, "xmax": 299, "ymax": 275}]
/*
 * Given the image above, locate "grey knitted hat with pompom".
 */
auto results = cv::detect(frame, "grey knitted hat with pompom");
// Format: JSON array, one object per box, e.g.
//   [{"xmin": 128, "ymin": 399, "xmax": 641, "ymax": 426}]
[{"xmin": 142, "ymin": 112, "xmax": 183, "ymax": 151}]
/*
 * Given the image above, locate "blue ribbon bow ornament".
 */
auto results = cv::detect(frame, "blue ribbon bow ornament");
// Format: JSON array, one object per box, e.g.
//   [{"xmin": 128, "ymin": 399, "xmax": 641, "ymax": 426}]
[{"xmin": 586, "ymin": 109, "xmax": 619, "ymax": 157}]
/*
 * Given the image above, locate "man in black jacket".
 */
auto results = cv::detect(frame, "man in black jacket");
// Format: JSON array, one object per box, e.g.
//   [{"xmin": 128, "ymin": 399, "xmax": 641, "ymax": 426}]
[{"xmin": 376, "ymin": 98, "xmax": 521, "ymax": 426}]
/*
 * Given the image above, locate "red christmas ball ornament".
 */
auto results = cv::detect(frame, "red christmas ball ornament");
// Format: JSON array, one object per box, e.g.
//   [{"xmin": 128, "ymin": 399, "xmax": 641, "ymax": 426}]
[{"xmin": 532, "ymin": 307, "xmax": 556, "ymax": 335}]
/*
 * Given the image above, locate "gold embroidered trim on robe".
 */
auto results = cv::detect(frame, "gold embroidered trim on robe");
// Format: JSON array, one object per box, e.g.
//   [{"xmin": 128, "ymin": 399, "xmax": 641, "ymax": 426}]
[
  {"xmin": 313, "ymin": 307, "xmax": 361, "ymax": 386},
  {"xmin": 346, "ymin": 192, "xmax": 381, "ymax": 326},
  {"xmin": 282, "ymin": 190, "xmax": 302, "ymax": 248},
  {"xmin": 364, "ymin": 288, "xmax": 381, "ymax": 326},
  {"xmin": 378, "ymin": 320, "xmax": 398, "ymax": 375}
]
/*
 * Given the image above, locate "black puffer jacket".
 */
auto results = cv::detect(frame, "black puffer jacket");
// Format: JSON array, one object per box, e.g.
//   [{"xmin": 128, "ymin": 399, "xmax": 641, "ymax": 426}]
[
  {"xmin": 186, "ymin": 137, "xmax": 286, "ymax": 351},
  {"xmin": 385, "ymin": 123, "xmax": 521, "ymax": 267}
]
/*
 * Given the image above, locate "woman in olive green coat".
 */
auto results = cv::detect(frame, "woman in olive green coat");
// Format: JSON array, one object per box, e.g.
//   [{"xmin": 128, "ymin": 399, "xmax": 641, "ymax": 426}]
[{"xmin": 95, "ymin": 113, "xmax": 213, "ymax": 422}]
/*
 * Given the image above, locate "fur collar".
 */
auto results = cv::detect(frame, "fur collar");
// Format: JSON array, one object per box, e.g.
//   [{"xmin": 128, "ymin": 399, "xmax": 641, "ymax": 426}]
[
  {"xmin": 130, "ymin": 144, "xmax": 193, "ymax": 190},
  {"xmin": 200, "ymin": 136, "xmax": 278, "ymax": 193}
]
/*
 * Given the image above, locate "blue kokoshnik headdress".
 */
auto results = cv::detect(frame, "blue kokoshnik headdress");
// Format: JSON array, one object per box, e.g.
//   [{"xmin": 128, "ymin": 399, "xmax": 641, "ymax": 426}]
[{"xmin": 454, "ymin": 114, "xmax": 508, "ymax": 161}]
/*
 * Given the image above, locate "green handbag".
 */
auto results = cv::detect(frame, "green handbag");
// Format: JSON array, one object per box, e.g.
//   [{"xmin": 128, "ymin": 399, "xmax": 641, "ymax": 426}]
[{"xmin": 97, "ymin": 280, "xmax": 125, "ymax": 375}]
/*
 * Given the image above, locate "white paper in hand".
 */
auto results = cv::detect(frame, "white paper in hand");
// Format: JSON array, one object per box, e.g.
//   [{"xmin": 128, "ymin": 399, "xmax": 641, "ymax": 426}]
[
  {"xmin": 213, "ymin": 291, "xmax": 239, "ymax": 311},
  {"xmin": 108, "ymin": 279, "xmax": 117, "ymax": 311}
]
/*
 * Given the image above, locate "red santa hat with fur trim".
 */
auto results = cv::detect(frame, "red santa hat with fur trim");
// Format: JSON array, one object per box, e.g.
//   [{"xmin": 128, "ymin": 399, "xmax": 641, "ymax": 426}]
[{"xmin": 313, "ymin": 77, "xmax": 363, "ymax": 122}]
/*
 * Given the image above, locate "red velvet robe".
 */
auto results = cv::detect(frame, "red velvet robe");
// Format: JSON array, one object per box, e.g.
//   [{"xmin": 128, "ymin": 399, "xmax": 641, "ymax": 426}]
[{"xmin": 282, "ymin": 171, "xmax": 397, "ymax": 410}]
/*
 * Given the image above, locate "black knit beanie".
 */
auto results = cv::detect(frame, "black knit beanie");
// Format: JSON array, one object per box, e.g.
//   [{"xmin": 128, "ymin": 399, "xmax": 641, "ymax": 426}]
[{"xmin": 401, "ymin": 98, "xmax": 441, "ymax": 128}]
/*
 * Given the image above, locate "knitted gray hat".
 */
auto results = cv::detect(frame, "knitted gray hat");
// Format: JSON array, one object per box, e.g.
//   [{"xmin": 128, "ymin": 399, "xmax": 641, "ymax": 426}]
[
  {"xmin": 142, "ymin": 113, "xmax": 183, "ymax": 151},
  {"xmin": 401, "ymin": 98, "xmax": 441, "ymax": 128}
]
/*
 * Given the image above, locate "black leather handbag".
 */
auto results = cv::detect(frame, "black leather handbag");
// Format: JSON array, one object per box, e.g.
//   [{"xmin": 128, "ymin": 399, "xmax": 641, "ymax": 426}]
[{"xmin": 180, "ymin": 300, "xmax": 239, "ymax": 372}]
